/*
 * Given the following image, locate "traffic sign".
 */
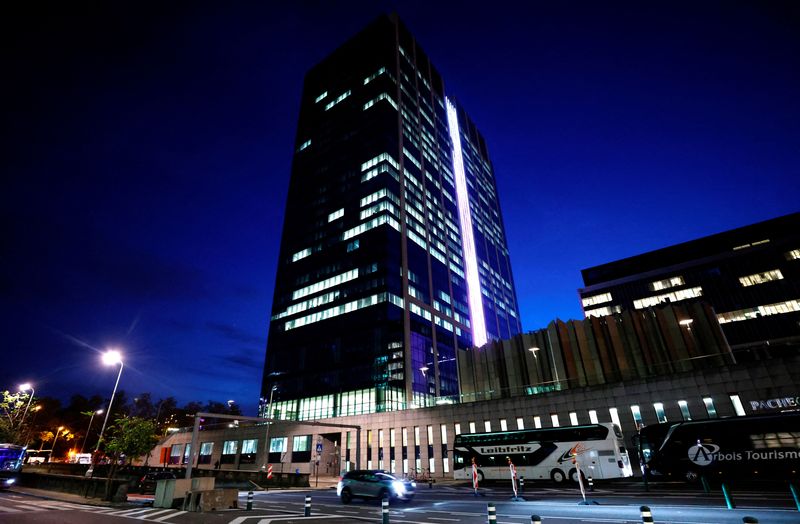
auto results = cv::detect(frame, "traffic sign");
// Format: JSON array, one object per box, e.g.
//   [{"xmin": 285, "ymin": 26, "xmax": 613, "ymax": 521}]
[{"xmin": 316, "ymin": 443, "xmax": 323, "ymax": 453}]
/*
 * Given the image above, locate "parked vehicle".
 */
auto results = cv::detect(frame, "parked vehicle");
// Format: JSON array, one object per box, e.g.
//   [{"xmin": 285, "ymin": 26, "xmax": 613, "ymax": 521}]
[
  {"xmin": 337, "ymin": 470, "xmax": 416, "ymax": 503},
  {"xmin": 138, "ymin": 471, "xmax": 176, "ymax": 493},
  {"xmin": 636, "ymin": 412, "xmax": 800, "ymax": 482}
]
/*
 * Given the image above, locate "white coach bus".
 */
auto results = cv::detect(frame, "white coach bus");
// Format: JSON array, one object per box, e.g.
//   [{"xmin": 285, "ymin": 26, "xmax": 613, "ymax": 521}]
[{"xmin": 453, "ymin": 423, "xmax": 633, "ymax": 483}]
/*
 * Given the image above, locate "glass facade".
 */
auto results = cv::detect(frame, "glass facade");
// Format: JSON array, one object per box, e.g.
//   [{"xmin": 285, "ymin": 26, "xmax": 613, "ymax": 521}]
[{"xmin": 261, "ymin": 14, "xmax": 521, "ymax": 418}]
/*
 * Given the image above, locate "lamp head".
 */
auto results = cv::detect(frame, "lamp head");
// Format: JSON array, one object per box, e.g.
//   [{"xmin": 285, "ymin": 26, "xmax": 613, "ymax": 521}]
[
  {"xmin": 19, "ymin": 383, "xmax": 32, "ymax": 392},
  {"xmin": 102, "ymin": 349, "xmax": 123, "ymax": 366}
]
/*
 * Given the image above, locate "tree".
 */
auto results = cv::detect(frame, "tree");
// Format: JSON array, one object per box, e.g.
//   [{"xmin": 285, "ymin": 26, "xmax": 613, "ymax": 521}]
[
  {"xmin": 0, "ymin": 390, "xmax": 32, "ymax": 444},
  {"xmin": 103, "ymin": 416, "xmax": 158, "ymax": 500}
]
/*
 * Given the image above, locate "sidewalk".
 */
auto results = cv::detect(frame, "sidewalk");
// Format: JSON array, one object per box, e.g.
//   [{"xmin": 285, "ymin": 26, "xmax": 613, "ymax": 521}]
[{"xmin": 10, "ymin": 485, "xmax": 126, "ymax": 507}]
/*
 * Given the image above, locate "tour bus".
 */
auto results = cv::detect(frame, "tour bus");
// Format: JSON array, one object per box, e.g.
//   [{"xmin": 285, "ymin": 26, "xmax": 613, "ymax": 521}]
[
  {"xmin": 453, "ymin": 423, "xmax": 633, "ymax": 483},
  {"xmin": 0, "ymin": 444, "xmax": 26, "ymax": 489},
  {"xmin": 636, "ymin": 412, "xmax": 800, "ymax": 482}
]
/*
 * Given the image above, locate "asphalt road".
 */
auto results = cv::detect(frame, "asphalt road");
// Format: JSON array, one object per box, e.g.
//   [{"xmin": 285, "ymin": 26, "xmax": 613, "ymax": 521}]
[{"xmin": 3, "ymin": 479, "xmax": 799, "ymax": 523}]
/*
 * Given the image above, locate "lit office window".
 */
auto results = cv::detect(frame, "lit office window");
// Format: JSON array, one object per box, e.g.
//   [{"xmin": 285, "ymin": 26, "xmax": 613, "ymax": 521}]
[
  {"xmin": 653, "ymin": 403, "xmax": 667, "ymax": 423},
  {"xmin": 469, "ymin": 422, "xmax": 476, "ymax": 434},
  {"xmin": 324, "ymin": 90, "xmax": 351, "ymax": 111},
  {"xmin": 650, "ymin": 276, "xmax": 685, "ymax": 291},
  {"xmin": 296, "ymin": 139, "xmax": 311, "ymax": 152},
  {"xmin": 454, "ymin": 424, "xmax": 461, "ymax": 435},
  {"xmin": 314, "ymin": 91, "xmax": 328, "ymax": 103},
  {"xmin": 550, "ymin": 414, "xmax": 560, "ymax": 428},
  {"xmin": 717, "ymin": 299, "xmax": 800, "ymax": 323},
  {"xmin": 500, "ymin": 419, "xmax": 508, "ymax": 431},
  {"xmin": 630, "ymin": 405, "xmax": 642, "ymax": 428},
  {"xmin": 703, "ymin": 397, "xmax": 718, "ymax": 418},
  {"xmin": 328, "ymin": 208, "xmax": 344, "ymax": 222},
  {"xmin": 633, "ymin": 287, "xmax": 703, "ymax": 309},
  {"xmin": 588, "ymin": 410, "xmax": 599, "ymax": 424},
  {"xmin": 534, "ymin": 416, "xmax": 542, "ymax": 429},
  {"xmin": 569, "ymin": 412, "xmax": 579, "ymax": 426},
  {"xmin": 678, "ymin": 400, "xmax": 692, "ymax": 421},
  {"xmin": 730, "ymin": 394, "xmax": 746, "ymax": 416},
  {"xmin": 484, "ymin": 420, "xmax": 491, "ymax": 432},
  {"xmin": 516, "ymin": 417, "xmax": 524, "ymax": 430},
  {"xmin": 584, "ymin": 305, "xmax": 622, "ymax": 318},
  {"xmin": 738, "ymin": 269, "xmax": 784, "ymax": 287},
  {"xmin": 609, "ymin": 408, "xmax": 622, "ymax": 430},
  {"xmin": 292, "ymin": 248, "xmax": 311, "ymax": 262},
  {"xmin": 786, "ymin": 249, "xmax": 800, "ymax": 260},
  {"xmin": 582, "ymin": 292, "xmax": 612, "ymax": 307}
]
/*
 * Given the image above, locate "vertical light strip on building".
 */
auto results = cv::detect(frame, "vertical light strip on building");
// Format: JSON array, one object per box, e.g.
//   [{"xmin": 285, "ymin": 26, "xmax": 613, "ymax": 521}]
[{"xmin": 445, "ymin": 97, "xmax": 487, "ymax": 347}]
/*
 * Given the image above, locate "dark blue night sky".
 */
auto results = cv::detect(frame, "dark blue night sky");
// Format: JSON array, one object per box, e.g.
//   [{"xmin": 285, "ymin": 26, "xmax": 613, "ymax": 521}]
[{"xmin": 3, "ymin": 1, "xmax": 798, "ymax": 415}]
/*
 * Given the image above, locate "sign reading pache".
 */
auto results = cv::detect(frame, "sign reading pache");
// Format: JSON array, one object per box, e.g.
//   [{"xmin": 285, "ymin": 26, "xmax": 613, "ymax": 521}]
[{"xmin": 749, "ymin": 396, "xmax": 800, "ymax": 411}]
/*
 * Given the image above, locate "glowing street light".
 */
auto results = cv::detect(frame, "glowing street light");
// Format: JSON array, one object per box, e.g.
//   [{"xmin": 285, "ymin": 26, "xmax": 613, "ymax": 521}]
[
  {"xmin": 49, "ymin": 426, "xmax": 66, "ymax": 463},
  {"xmin": 18, "ymin": 383, "xmax": 35, "ymax": 426},
  {"xmin": 80, "ymin": 409, "xmax": 103, "ymax": 454},
  {"xmin": 528, "ymin": 347, "xmax": 540, "ymax": 359},
  {"xmin": 93, "ymin": 350, "xmax": 124, "ymax": 455},
  {"xmin": 261, "ymin": 384, "xmax": 278, "ymax": 472}
]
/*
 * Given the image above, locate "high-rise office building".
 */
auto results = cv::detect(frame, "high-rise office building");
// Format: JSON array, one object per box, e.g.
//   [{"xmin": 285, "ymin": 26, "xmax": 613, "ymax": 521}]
[{"xmin": 261, "ymin": 14, "xmax": 521, "ymax": 420}]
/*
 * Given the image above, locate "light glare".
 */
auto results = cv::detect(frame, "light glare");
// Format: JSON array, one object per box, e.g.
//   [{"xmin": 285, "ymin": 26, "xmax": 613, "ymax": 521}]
[{"xmin": 102, "ymin": 349, "xmax": 123, "ymax": 366}]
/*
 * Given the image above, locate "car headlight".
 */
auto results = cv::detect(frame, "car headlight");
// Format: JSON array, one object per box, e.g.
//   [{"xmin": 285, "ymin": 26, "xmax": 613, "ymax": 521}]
[
  {"xmin": 411, "ymin": 481, "xmax": 416, "ymax": 488},
  {"xmin": 4, "ymin": 478, "xmax": 15, "ymax": 485},
  {"xmin": 391, "ymin": 480, "xmax": 405, "ymax": 494}
]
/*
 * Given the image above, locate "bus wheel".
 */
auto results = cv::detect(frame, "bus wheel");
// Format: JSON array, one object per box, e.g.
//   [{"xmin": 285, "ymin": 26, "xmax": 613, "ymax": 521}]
[
  {"xmin": 568, "ymin": 468, "xmax": 585, "ymax": 483},
  {"xmin": 477, "ymin": 470, "xmax": 485, "ymax": 483},
  {"xmin": 550, "ymin": 468, "xmax": 566, "ymax": 483}
]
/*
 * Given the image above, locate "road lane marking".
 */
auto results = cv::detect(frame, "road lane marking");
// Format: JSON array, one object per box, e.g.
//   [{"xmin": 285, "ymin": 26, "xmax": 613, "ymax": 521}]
[
  {"xmin": 0, "ymin": 507, "xmax": 22, "ymax": 513},
  {"xmin": 134, "ymin": 509, "xmax": 176, "ymax": 519},
  {"xmin": 152, "ymin": 510, "xmax": 187, "ymax": 521}
]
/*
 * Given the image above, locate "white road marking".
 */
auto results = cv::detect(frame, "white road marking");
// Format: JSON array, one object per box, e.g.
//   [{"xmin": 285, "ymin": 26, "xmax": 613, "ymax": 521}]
[
  {"xmin": 152, "ymin": 510, "xmax": 187, "ymax": 521},
  {"xmin": 0, "ymin": 506, "xmax": 22, "ymax": 513},
  {"xmin": 134, "ymin": 509, "xmax": 175, "ymax": 519}
]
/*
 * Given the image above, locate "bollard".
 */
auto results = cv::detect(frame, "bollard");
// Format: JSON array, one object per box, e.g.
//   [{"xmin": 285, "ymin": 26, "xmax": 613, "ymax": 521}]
[
  {"xmin": 488, "ymin": 502, "xmax": 497, "ymax": 523},
  {"xmin": 588, "ymin": 475, "xmax": 594, "ymax": 492},
  {"xmin": 742, "ymin": 518, "xmax": 758, "ymax": 523},
  {"xmin": 639, "ymin": 505, "xmax": 654, "ymax": 523},
  {"xmin": 531, "ymin": 515, "xmax": 542, "ymax": 524},
  {"xmin": 304, "ymin": 495, "xmax": 311, "ymax": 517},
  {"xmin": 519, "ymin": 476, "xmax": 525, "ymax": 493},
  {"xmin": 721, "ymin": 483, "xmax": 735, "ymax": 509},
  {"xmin": 700, "ymin": 475, "xmax": 711, "ymax": 494},
  {"xmin": 382, "ymin": 497, "xmax": 390, "ymax": 524},
  {"xmin": 790, "ymin": 483, "xmax": 800, "ymax": 512},
  {"xmin": 246, "ymin": 490, "xmax": 253, "ymax": 511}
]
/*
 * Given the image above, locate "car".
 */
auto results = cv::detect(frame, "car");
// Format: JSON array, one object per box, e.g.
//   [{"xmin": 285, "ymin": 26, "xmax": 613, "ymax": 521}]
[
  {"xmin": 138, "ymin": 471, "xmax": 176, "ymax": 493},
  {"xmin": 337, "ymin": 469, "xmax": 416, "ymax": 504}
]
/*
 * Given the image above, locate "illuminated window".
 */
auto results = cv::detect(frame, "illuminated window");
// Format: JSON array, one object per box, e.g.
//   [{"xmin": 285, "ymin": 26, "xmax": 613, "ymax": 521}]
[
  {"xmin": 585, "ymin": 305, "xmax": 622, "ymax": 318},
  {"xmin": 717, "ymin": 299, "xmax": 800, "ymax": 323},
  {"xmin": 786, "ymin": 249, "xmax": 800, "ymax": 260},
  {"xmin": 484, "ymin": 420, "xmax": 491, "ymax": 432},
  {"xmin": 292, "ymin": 248, "xmax": 311, "ymax": 262},
  {"xmin": 324, "ymin": 90, "xmax": 351, "ymax": 111},
  {"xmin": 454, "ymin": 424, "xmax": 461, "ymax": 435},
  {"xmin": 285, "ymin": 292, "xmax": 401, "ymax": 330},
  {"xmin": 533, "ymin": 416, "xmax": 542, "ymax": 429},
  {"xmin": 633, "ymin": 286, "xmax": 703, "ymax": 309},
  {"xmin": 314, "ymin": 91, "xmax": 328, "ymax": 103},
  {"xmin": 678, "ymin": 400, "xmax": 691, "ymax": 421},
  {"xmin": 739, "ymin": 269, "xmax": 784, "ymax": 287},
  {"xmin": 363, "ymin": 93, "xmax": 398, "ymax": 111},
  {"xmin": 650, "ymin": 276, "xmax": 685, "ymax": 291},
  {"xmin": 363, "ymin": 67, "xmax": 386, "ymax": 85},
  {"xmin": 469, "ymin": 422, "xmax": 476, "ymax": 434},
  {"xmin": 296, "ymin": 139, "xmax": 311, "ymax": 152},
  {"xmin": 500, "ymin": 419, "xmax": 508, "ymax": 431},
  {"xmin": 653, "ymin": 402, "xmax": 667, "ymax": 423},
  {"xmin": 703, "ymin": 397, "xmax": 718, "ymax": 418},
  {"xmin": 588, "ymin": 410, "xmax": 599, "ymax": 424},
  {"xmin": 342, "ymin": 214, "xmax": 401, "ymax": 240},
  {"xmin": 516, "ymin": 417, "xmax": 524, "ymax": 430},
  {"xmin": 242, "ymin": 439, "xmax": 258, "ymax": 454},
  {"xmin": 292, "ymin": 269, "xmax": 358, "ymax": 300},
  {"xmin": 550, "ymin": 414, "xmax": 560, "ymax": 428},
  {"xmin": 569, "ymin": 412, "xmax": 579, "ymax": 426},
  {"xmin": 328, "ymin": 208, "xmax": 344, "ymax": 222},
  {"xmin": 347, "ymin": 240, "xmax": 359, "ymax": 252},
  {"xmin": 730, "ymin": 394, "xmax": 746, "ymax": 416},
  {"xmin": 630, "ymin": 405, "xmax": 642, "ymax": 428},
  {"xmin": 361, "ymin": 152, "xmax": 400, "ymax": 172},
  {"xmin": 582, "ymin": 292, "xmax": 612, "ymax": 307}
]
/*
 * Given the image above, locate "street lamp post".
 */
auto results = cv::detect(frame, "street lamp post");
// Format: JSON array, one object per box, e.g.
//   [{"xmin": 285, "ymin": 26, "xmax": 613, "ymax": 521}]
[
  {"xmin": 18, "ymin": 383, "xmax": 35, "ymax": 426},
  {"xmin": 80, "ymin": 409, "xmax": 103, "ymax": 454},
  {"xmin": 87, "ymin": 349, "xmax": 124, "ymax": 476},
  {"xmin": 49, "ymin": 426, "xmax": 65, "ymax": 463},
  {"xmin": 261, "ymin": 385, "xmax": 278, "ymax": 472}
]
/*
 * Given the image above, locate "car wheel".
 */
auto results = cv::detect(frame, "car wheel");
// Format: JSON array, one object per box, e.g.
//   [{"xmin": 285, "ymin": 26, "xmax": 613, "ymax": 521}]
[
  {"xmin": 340, "ymin": 488, "xmax": 352, "ymax": 504},
  {"xmin": 550, "ymin": 468, "xmax": 566, "ymax": 483}
]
